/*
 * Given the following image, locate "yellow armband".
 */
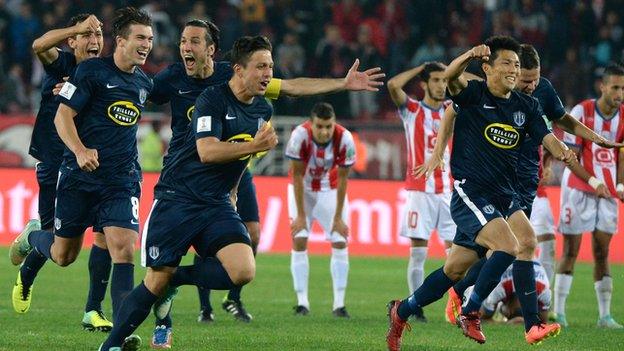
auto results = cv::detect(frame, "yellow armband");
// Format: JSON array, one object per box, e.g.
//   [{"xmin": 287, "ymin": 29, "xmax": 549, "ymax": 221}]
[{"xmin": 265, "ymin": 78, "xmax": 281, "ymax": 100}]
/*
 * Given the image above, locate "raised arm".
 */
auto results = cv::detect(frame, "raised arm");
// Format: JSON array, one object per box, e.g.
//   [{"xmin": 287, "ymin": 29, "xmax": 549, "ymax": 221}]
[
  {"xmin": 33, "ymin": 15, "xmax": 101, "ymax": 65},
  {"xmin": 279, "ymin": 59, "xmax": 385, "ymax": 97},
  {"xmin": 387, "ymin": 64, "xmax": 426, "ymax": 107},
  {"xmin": 446, "ymin": 45, "xmax": 490, "ymax": 96}
]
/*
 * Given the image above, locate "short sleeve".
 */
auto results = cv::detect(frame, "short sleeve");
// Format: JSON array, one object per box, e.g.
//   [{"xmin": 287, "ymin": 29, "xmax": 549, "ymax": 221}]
[
  {"xmin": 150, "ymin": 69, "xmax": 172, "ymax": 105},
  {"xmin": 397, "ymin": 97, "xmax": 421, "ymax": 121},
  {"xmin": 526, "ymin": 99, "xmax": 552, "ymax": 144},
  {"xmin": 57, "ymin": 61, "xmax": 97, "ymax": 113},
  {"xmin": 338, "ymin": 130, "xmax": 356, "ymax": 167},
  {"xmin": 539, "ymin": 79, "xmax": 566, "ymax": 121},
  {"xmin": 563, "ymin": 104, "xmax": 583, "ymax": 146},
  {"xmin": 43, "ymin": 50, "xmax": 75, "ymax": 78},
  {"xmin": 192, "ymin": 90, "xmax": 225, "ymax": 139},
  {"xmin": 449, "ymin": 80, "xmax": 482, "ymax": 107},
  {"xmin": 285, "ymin": 126, "xmax": 307, "ymax": 160}
]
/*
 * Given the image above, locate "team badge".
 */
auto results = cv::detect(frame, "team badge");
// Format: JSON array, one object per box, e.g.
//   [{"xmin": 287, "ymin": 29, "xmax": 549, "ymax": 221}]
[
  {"xmin": 139, "ymin": 88, "xmax": 148, "ymax": 105},
  {"xmin": 54, "ymin": 218, "xmax": 62, "ymax": 230},
  {"xmin": 482, "ymin": 205, "xmax": 495, "ymax": 215},
  {"xmin": 513, "ymin": 111, "xmax": 525, "ymax": 126},
  {"xmin": 148, "ymin": 246, "xmax": 159, "ymax": 260}
]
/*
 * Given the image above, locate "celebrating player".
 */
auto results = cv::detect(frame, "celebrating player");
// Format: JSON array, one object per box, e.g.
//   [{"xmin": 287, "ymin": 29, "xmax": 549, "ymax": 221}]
[
  {"xmin": 286, "ymin": 102, "xmax": 356, "ymax": 317},
  {"xmin": 9, "ymin": 8, "xmax": 153, "ymax": 349},
  {"xmin": 387, "ymin": 62, "xmax": 454, "ymax": 322},
  {"xmin": 554, "ymin": 63, "xmax": 624, "ymax": 329}
]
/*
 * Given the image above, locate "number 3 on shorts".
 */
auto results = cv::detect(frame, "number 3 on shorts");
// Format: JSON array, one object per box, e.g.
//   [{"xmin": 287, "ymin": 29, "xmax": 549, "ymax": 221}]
[{"xmin": 131, "ymin": 196, "xmax": 139, "ymax": 220}]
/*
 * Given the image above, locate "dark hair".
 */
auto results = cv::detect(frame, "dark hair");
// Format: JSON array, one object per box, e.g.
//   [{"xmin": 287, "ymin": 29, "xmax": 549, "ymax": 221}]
[
  {"xmin": 603, "ymin": 63, "xmax": 624, "ymax": 81},
  {"xmin": 230, "ymin": 36, "xmax": 272, "ymax": 66},
  {"xmin": 184, "ymin": 19, "xmax": 221, "ymax": 52},
  {"xmin": 483, "ymin": 35, "xmax": 521, "ymax": 64},
  {"xmin": 310, "ymin": 102, "xmax": 335, "ymax": 120},
  {"xmin": 418, "ymin": 62, "xmax": 445, "ymax": 82},
  {"xmin": 67, "ymin": 13, "xmax": 91, "ymax": 28},
  {"xmin": 112, "ymin": 7, "xmax": 152, "ymax": 40},
  {"xmin": 519, "ymin": 44, "xmax": 540, "ymax": 70}
]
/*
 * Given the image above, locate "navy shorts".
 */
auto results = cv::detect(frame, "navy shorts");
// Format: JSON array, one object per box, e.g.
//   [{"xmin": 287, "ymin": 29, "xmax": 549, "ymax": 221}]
[
  {"xmin": 35, "ymin": 162, "xmax": 60, "ymax": 230},
  {"xmin": 516, "ymin": 178, "xmax": 538, "ymax": 218},
  {"xmin": 450, "ymin": 180, "xmax": 515, "ymax": 257},
  {"xmin": 54, "ymin": 171, "xmax": 141, "ymax": 238},
  {"xmin": 141, "ymin": 198, "xmax": 250, "ymax": 267},
  {"xmin": 236, "ymin": 169, "xmax": 259, "ymax": 223}
]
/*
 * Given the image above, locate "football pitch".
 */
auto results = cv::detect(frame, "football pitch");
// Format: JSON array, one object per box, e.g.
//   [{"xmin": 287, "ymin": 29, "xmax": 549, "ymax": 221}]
[{"xmin": 1, "ymin": 247, "xmax": 623, "ymax": 350}]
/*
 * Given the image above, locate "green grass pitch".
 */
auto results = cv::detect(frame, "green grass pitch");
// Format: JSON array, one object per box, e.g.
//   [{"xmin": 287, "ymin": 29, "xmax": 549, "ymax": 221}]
[{"xmin": 1, "ymin": 247, "xmax": 623, "ymax": 350}]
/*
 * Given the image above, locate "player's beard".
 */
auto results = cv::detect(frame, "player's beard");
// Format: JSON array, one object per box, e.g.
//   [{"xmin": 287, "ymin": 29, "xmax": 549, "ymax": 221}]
[{"xmin": 427, "ymin": 86, "xmax": 445, "ymax": 102}]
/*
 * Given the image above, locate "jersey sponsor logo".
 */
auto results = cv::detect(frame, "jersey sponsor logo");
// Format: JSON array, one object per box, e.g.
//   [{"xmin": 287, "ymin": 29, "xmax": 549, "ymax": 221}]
[
  {"xmin": 139, "ymin": 88, "xmax": 148, "ymax": 105},
  {"xmin": 254, "ymin": 120, "xmax": 271, "ymax": 158},
  {"xmin": 484, "ymin": 123, "xmax": 520, "ymax": 149},
  {"xmin": 186, "ymin": 105, "xmax": 195, "ymax": 121},
  {"xmin": 197, "ymin": 116, "xmax": 212, "ymax": 132},
  {"xmin": 513, "ymin": 111, "xmax": 526, "ymax": 126},
  {"xmin": 107, "ymin": 101, "xmax": 140, "ymax": 126},
  {"xmin": 227, "ymin": 133, "xmax": 254, "ymax": 160},
  {"xmin": 59, "ymin": 82, "xmax": 77, "ymax": 100}
]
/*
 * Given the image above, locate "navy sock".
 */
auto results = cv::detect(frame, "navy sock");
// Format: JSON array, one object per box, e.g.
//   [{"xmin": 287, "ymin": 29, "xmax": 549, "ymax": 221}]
[
  {"xmin": 513, "ymin": 260, "xmax": 541, "ymax": 331},
  {"xmin": 85, "ymin": 245, "xmax": 112, "ymax": 312},
  {"xmin": 170, "ymin": 257, "xmax": 235, "ymax": 290},
  {"xmin": 453, "ymin": 258, "xmax": 486, "ymax": 296},
  {"xmin": 102, "ymin": 282, "xmax": 158, "ymax": 349},
  {"xmin": 20, "ymin": 249, "xmax": 47, "ymax": 289},
  {"xmin": 111, "ymin": 263, "xmax": 134, "ymax": 323},
  {"xmin": 27, "ymin": 230, "xmax": 54, "ymax": 260},
  {"xmin": 194, "ymin": 255, "xmax": 212, "ymax": 312},
  {"xmin": 463, "ymin": 251, "xmax": 516, "ymax": 314},
  {"xmin": 397, "ymin": 267, "xmax": 454, "ymax": 320},
  {"xmin": 155, "ymin": 314, "xmax": 172, "ymax": 328},
  {"xmin": 227, "ymin": 286, "xmax": 242, "ymax": 302}
]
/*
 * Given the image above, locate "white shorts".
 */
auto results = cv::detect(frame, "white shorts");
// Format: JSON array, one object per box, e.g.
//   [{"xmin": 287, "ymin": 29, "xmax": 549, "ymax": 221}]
[
  {"xmin": 530, "ymin": 196, "xmax": 555, "ymax": 236},
  {"xmin": 287, "ymin": 184, "xmax": 349, "ymax": 243},
  {"xmin": 399, "ymin": 191, "xmax": 456, "ymax": 242},
  {"xmin": 558, "ymin": 187, "xmax": 618, "ymax": 235}
]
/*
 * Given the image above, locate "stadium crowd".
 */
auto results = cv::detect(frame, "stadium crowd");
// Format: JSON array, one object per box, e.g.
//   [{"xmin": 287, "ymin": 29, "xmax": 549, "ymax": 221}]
[{"xmin": 1, "ymin": 0, "xmax": 624, "ymax": 119}]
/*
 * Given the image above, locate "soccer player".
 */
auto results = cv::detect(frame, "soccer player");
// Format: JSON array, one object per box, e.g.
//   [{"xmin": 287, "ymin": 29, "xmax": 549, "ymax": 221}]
[
  {"xmin": 554, "ymin": 64, "xmax": 624, "ymax": 329},
  {"xmin": 9, "ymin": 8, "xmax": 153, "ymax": 347},
  {"xmin": 98, "ymin": 35, "xmax": 278, "ymax": 351},
  {"xmin": 286, "ymin": 102, "xmax": 356, "ymax": 317},
  {"xmin": 385, "ymin": 36, "xmax": 576, "ymax": 350},
  {"xmin": 387, "ymin": 62, "xmax": 454, "ymax": 322},
  {"xmin": 12, "ymin": 13, "xmax": 114, "ymax": 331}
]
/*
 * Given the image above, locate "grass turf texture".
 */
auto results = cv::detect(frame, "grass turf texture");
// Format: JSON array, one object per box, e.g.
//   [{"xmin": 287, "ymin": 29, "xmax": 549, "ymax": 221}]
[{"xmin": 1, "ymin": 247, "xmax": 623, "ymax": 350}]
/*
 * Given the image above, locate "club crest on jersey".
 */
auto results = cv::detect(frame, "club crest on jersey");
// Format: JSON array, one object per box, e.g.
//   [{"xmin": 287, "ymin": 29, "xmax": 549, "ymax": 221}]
[
  {"xmin": 513, "ymin": 111, "xmax": 525, "ymax": 126},
  {"xmin": 139, "ymin": 88, "xmax": 148, "ymax": 105},
  {"xmin": 227, "ymin": 133, "xmax": 254, "ymax": 160},
  {"xmin": 107, "ymin": 101, "xmax": 140, "ymax": 126},
  {"xmin": 484, "ymin": 123, "xmax": 520, "ymax": 149},
  {"xmin": 148, "ymin": 246, "xmax": 159, "ymax": 259},
  {"xmin": 482, "ymin": 205, "xmax": 495, "ymax": 215},
  {"xmin": 186, "ymin": 105, "xmax": 195, "ymax": 120}
]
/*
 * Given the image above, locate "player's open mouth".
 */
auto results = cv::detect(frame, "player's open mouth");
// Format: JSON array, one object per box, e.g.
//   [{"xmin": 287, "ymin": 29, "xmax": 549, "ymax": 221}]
[
  {"xmin": 505, "ymin": 76, "xmax": 516, "ymax": 84},
  {"xmin": 87, "ymin": 47, "xmax": 99, "ymax": 57},
  {"xmin": 184, "ymin": 55, "xmax": 196, "ymax": 69},
  {"xmin": 259, "ymin": 80, "xmax": 269, "ymax": 90},
  {"xmin": 137, "ymin": 50, "xmax": 148, "ymax": 59}
]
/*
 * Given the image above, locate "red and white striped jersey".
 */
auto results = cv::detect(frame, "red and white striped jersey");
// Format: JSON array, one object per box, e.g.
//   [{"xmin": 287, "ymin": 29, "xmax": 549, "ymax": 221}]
[
  {"xmin": 482, "ymin": 262, "xmax": 551, "ymax": 312},
  {"xmin": 562, "ymin": 99, "xmax": 624, "ymax": 196},
  {"xmin": 397, "ymin": 97, "xmax": 453, "ymax": 193},
  {"xmin": 536, "ymin": 146, "xmax": 547, "ymax": 197},
  {"xmin": 285, "ymin": 121, "xmax": 356, "ymax": 192}
]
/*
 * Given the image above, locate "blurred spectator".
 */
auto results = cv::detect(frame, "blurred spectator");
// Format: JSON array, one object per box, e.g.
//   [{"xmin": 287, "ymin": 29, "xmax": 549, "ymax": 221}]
[
  {"xmin": 593, "ymin": 26, "xmax": 613, "ymax": 66},
  {"xmin": 410, "ymin": 35, "xmax": 444, "ymax": 66},
  {"xmin": 349, "ymin": 25, "xmax": 380, "ymax": 120},
  {"xmin": 551, "ymin": 48, "xmax": 590, "ymax": 108},
  {"xmin": 9, "ymin": 3, "xmax": 40, "ymax": 72},
  {"xmin": 240, "ymin": 0, "xmax": 266, "ymax": 34},
  {"xmin": 276, "ymin": 33, "xmax": 304, "ymax": 78},
  {"xmin": 6, "ymin": 63, "xmax": 29, "ymax": 113},
  {"xmin": 139, "ymin": 120, "xmax": 165, "ymax": 172},
  {"xmin": 141, "ymin": 1, "xmax": 177, "ymax": 47},
  {"xmin": 331, "ymin": 0, "xmax": 362, "ymax": 43}
]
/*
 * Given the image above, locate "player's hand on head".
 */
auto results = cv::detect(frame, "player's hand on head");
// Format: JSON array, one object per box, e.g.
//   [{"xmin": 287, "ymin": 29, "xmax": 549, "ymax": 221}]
[
  {"xmin": 331, "ymin": 217, "xmax": 349, "ymax": 238},
  {"xmin": 75, "ymin": 15, "xmax": 102, "ymax": 34},
  {"xmin": 290, "ymin": 216, "xmax": 307, "ymax": 237},
  {"xmin": 595, "ymin": 184, "xmax": 611, "ymax": 198},
  {"xmin": 76, "ymin": 148, "xmax": 99, "ymax": 172},
  {"xmin": 252, "ymin": 123, "xmax": 278, "ymax": 152},
  {"xmin": 52, "ymin": 77, "xmax": 69, "ymax": 96},
  {"xmin": 470, "ymin": 45, "xmax": 490, "ymax": 61},
  {"xmin": 344, "ymin": 58, "xmax": 385, "ymax": 92}
]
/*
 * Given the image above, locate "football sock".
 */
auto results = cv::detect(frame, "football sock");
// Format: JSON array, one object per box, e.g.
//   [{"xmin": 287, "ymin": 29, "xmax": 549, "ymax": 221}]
[
  {"xmin": 85, "ymin": 245, "xmax": 112, "ymax": 312},
  {"xmin": 463, "ymin": 251, "xmax": 515, "ymax": 314},
  {"xmin": 27, "ymin": 230, "xmax": 54, "ymax": 260},
  {"xmin": 594, "ymin": 275, "xmax": 613, "ymax": 319},
  {"xmin": 330, "ymin": 247, "xmax": 349, "ymax": 310},
  {"xmin": 170, "ymin": 257, "xmax": 235, "ymax": 290},
  {"xmin": 101, "ymin": 282, "xmax": 158, "ymax": 349},
  {"xmin": 398, "ymin": 267, "xmax": 454, "ymax": 320},
  {"xmin": 193, "ymin": 255, "xmax": 212, "ymax": 311},
  {"xmin": 513, "ymin": 260, "xmax": 541, "ymax": 331},
  {"xmin": 111, "ymin": 263, "xmax": 134, "ymax": 323},
  {"xmin": 538, "ymin": 240, "xmax": 555, "ymax": 282},
  {"xmin": 453, "ymin": 257, "xmax": 486, "ymax": 296},
  {"xmin": 407, "ymin": 247, "xmax": 427, "ymax": 294},
  {"xmin": 19, "ymin": 249, "xmax": 47, "ymax": 290},
  {"xmin": 554, "ymin": 273, "xmax": 573, "ymax": 316},
  {"xmin": 290, "ymin": 250, "xmax": 309, "ymax": 308},
  {"xmin": 155, "ymin": 314, "xmax": 172, "ymax": 328}
]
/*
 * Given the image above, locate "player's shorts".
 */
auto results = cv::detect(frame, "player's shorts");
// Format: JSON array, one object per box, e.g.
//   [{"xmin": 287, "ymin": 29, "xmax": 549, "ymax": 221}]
[
  {"xmin": 558, "ymin": 187, "xmax": 618, "ymax": 235},
  {"xmin": 236, "ymin": 169, "xmax": 259, "ymax": 223},
  {"xmin": 141, "ymin": 198, "xmax": 250, "ymax": 267},
  {"xmin": 399, "ymin": 190, "xmax": 455, "ymax": 242},
  {"xmin": 530, "ymin": 196, "xmax": 555, "ymax": 236},
  {"xmin": 450, "ymin": 179, "xmax": 515, "ymax": 257},
  {"xmin": 516, "ymin": 177, "xmax": 538, "ymax": 217},
  {"xmin": 287, "ymin": 184, "xmax": 349, "ymax": 243},
  {"xmin": 54, "ymin": 171, "xmax": 141, "ymax": 238},
  {"xmin": 35, "ymin": 162, "xmax": 60, "ymax": 230}
]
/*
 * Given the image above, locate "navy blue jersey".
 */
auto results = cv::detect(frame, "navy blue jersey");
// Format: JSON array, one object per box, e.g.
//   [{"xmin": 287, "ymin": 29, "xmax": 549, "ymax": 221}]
[
  {"xmin": 57, "ymin": 56, "xmax": 153, "ymax": 185},
  {"xmin": 155, "ymin": 83, "xmax": 272, "ymax": 204},
  {"xmin": 450, "ymin": 80, "xmax": 551, "ymax": 196},
  {"xmin": 516, "ymin": 77, "xmax": 566, "ymax": 183},
  {"xmin": 29, "ymin": 50, "xmax": 77, "ymax": 164},
  {"xmin": 151, "ymin": 61, "xmax": 233, "ymax": 160}
]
